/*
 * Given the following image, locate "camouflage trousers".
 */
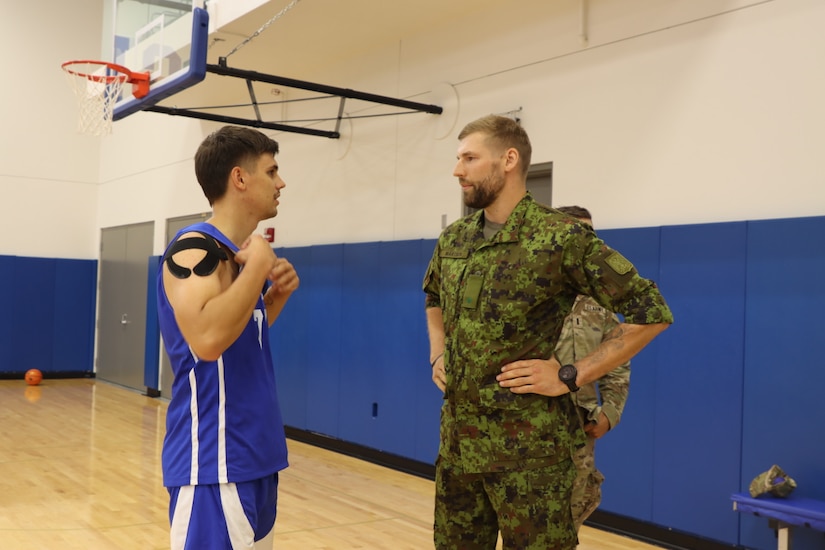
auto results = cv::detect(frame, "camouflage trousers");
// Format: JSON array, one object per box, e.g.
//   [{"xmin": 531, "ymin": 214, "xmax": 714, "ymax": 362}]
[
  {"xmin": 434, "ymin": 457, "xmax": 578, "ymax": 550},
  {"xmin": 570, "ymin": 434, "xmax": 604, "ymax": 531}
]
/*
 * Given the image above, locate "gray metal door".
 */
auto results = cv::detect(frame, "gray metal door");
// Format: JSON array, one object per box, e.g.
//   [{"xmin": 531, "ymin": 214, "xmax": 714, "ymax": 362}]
[
  {"xmin": 526, "ymin": 161, "xmax": 553, "ymax": 207},
  {"xmin": 97, "ymin": 222, "xmax": 154, "ymax": 391},
  {"xmin": 159, "ymin": 212, "xmax": 211, "ymax": 399}
]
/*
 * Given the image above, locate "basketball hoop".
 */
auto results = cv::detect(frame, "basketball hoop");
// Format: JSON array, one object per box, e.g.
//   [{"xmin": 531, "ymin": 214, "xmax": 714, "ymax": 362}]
[{"xmin": 61, "ymin": 60, "xmax": 150, "ymax": 136}]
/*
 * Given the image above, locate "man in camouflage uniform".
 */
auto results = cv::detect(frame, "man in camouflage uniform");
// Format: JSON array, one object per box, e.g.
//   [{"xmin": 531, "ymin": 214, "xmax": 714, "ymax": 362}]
[
  {"xmin": 554, "ymin": 206, "xmax": 631, "ymax": 532},
  {"xmin": 422, "ymin": 115, "xmax": 673, "ymax": 550}
]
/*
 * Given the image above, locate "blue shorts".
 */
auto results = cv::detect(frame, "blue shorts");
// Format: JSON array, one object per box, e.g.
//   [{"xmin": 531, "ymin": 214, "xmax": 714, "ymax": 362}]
[{"xmin": 168, "ymin": 473, "xmax": 279, "ymax": 550}]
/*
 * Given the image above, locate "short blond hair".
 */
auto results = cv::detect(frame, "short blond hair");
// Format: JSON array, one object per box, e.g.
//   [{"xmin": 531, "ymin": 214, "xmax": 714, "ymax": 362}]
[{"xmin": 458, "ymin": 115, "xmax": 532, "ymax": 175}]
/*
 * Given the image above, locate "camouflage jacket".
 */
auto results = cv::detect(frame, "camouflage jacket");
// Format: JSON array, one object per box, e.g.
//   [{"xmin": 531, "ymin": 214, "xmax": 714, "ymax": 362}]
[
  {"xmin": 422, "ymin": 194, "xmax": 672, "ymax": 474},
  {"xmin": 555, "ymin": 295, "xmax": 630, "ymax": 429}
]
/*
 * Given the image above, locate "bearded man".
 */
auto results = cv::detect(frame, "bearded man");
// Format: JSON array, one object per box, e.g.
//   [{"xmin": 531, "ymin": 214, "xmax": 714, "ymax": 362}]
[{"xmin": 422, "ymin": 114, "xmax": 673, "ymax": 550}]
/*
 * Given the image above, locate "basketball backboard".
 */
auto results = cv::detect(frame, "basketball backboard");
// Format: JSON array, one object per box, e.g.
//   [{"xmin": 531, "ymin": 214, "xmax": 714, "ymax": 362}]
[
  {"xmin": 94, "ymin": 0, "xmax": 442, "ymax": 137},
  {"xmin": 110, "ymin": 0, "xmax": 208, "ymax": 121}
]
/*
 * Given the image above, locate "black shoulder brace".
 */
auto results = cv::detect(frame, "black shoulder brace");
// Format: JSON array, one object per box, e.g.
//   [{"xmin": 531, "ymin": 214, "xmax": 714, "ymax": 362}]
[{"xmin": 163, "ymin": 232, "xmax": 229, "ymax": 279}]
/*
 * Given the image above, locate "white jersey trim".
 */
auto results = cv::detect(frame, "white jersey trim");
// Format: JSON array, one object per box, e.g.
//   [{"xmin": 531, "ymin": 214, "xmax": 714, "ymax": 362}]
[
  {"xmin": 188, "ymin": 367, "xmax": 199, "ymax": 485},
  {"xmin": 217, "ymin": 356, "xmax": 228, "ymax": 483}
]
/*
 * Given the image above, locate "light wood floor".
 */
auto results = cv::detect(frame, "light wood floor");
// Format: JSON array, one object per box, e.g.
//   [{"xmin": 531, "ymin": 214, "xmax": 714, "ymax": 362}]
[{"xmin": 0, "ymin": 379, "xmax": 665, "ymax": 549}]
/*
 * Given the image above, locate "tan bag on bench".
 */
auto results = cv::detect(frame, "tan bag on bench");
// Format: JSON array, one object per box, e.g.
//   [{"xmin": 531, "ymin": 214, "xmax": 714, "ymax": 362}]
[{"xmin": 749, "ymin": 464, "xmax": 797, "ymax": 498}]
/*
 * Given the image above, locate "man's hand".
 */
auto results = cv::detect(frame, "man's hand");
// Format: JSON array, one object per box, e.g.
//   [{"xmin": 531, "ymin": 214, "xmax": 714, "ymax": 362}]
[
  {"xmin": 235, "ymin": 235, "xmax": 278, "ymax": 277},
  {"xmin": 432, "ymin": 355, "xmax": 446, "ymax": 393},
  {"xmin": 496, "ymin": 357, "xmax": 569, "ymax": 397},
  {"xmin": 261, "ymin": 255, "xmax": 299, "ymax": 325},
  {"xmin": 265, "ymin": 257, "xmax": 299, "ymax": 297},
  {"xmin": 585, "ymin": 412, "xmax": 610, "ymax": 439}
]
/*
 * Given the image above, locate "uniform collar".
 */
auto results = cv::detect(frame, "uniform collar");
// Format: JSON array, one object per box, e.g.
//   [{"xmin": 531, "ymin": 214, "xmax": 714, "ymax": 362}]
[{"xmin": 482, "ymin": 193, "xmax": 533, "ymax": 244}]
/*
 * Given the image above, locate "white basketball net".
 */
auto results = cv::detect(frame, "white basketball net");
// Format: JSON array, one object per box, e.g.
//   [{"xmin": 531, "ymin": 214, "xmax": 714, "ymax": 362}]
[{"xmin": 62, "ymin": 62, "xmax": 128, "ymax": 136}]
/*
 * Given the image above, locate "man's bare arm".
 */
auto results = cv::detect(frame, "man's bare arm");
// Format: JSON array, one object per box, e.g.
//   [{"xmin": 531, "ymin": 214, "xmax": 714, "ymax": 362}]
[
  {"xmin": 574, "ymin": 322, "xmax": 668, "ymax": 386},
  {"xmin": 497, "ymin": 322, "xmax": 669, "ymax": 397},
  {"xmin": 164, "ymin": 234, "xmax": 277, "ymax": 361}
]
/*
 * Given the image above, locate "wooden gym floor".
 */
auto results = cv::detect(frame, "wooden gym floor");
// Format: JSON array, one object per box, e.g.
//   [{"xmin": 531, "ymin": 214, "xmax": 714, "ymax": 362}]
[{"xmin": 0, "ymin": 379, "xmax": 665, "ymax": 549}]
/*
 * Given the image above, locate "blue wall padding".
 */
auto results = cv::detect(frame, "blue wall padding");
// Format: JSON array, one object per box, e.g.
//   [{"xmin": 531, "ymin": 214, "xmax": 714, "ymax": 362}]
[
  {"xmin": 0, "ymin": 256, "xmax": 16, "ymax": 371},
  {"xmin": 12, "ymin": 257, "xmax": 55, "ymax": 373},
  {"xmin": 335, "ymin": 240, "xmax": 429, "ymax": 457},
  {"xmin": 414, "ymin": 239, "xmax": 443, "ymax": 463},
  {"xmin": 0, "ymin": 255, "xmax": 96, "ymax": 374},
  {"xmin": 338, "ymin": 241, "xmax": 382, "ymax": 448},
  {"xmin": 652, "ymin": 222, "xmax": 747, "ymax": 545},
  {"xmin": 596, "ymin": 227, "xmax": 662, "ymax": 521},
  {"xmin": 739, "ymin": 216, "xmax": 825, "ymax": 550},
  {"xmin": 55, "ymin": 258, "xmax": 98, "ymax": 377},
  {"xmin": 372, "ymin": 240, "xmax": 434, "ymax": 459},
  {"xmin": 271, "ymin": 245, "xmax": 313, "ymax": 430},
  {"xmin": 271, "ymin": 240, "xmax": 441, "ymax": 463},
  {"xmin": 303, "ymin": 244, "xmax": 345, "ymax": 436}
]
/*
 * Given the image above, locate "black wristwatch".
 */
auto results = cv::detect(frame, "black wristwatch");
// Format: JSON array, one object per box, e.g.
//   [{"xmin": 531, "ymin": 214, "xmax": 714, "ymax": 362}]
[{"xmin": 558, "ymin": 364, "xmax": 580, "ymax": 393}]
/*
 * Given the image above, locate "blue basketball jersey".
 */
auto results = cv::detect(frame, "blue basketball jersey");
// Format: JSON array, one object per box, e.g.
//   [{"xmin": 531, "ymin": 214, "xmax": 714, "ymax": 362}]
[{"xmin": 158, "ymin": 222, "xmax": 288, "ymax": 487}]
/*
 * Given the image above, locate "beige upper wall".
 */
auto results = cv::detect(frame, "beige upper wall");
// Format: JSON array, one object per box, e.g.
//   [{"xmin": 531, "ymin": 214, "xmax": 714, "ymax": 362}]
[
  {"xmin": 0, "ymin": 0, "xmax": 103, "ymax": 258},
  {"xmin": 2, "ymin": 0, "xmax": 823, "ymax": 257}
]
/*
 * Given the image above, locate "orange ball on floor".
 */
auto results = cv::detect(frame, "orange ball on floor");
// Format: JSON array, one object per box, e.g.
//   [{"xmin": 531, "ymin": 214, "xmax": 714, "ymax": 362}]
[{"xmin": 25, "ymin": 369, "xmax": 43, "ymax": 386}]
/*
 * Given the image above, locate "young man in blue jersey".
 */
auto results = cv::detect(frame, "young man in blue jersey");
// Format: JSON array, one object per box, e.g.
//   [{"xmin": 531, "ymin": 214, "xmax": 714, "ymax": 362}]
[{"xmin": 157, "ymin": 126, "xmax": 299, "ymax": 550}]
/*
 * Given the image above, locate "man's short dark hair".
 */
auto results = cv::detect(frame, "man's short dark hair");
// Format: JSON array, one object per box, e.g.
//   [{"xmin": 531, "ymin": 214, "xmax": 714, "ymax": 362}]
[{"xmin": 194, "ymin": 126, "xmax": 280, "ymax": 205}]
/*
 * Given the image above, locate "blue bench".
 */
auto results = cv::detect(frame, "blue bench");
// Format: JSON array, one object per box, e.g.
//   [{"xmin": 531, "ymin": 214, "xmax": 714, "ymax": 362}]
[{"xmin": 731, "ymin": 492, "xmax": 825, "ymax": 550}]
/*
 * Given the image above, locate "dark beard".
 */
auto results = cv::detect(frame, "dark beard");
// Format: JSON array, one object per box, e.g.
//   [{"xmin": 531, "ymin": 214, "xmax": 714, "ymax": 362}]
[{"xmin": 462, "ymin": 173, "xmax": 504, "ymax": 210}]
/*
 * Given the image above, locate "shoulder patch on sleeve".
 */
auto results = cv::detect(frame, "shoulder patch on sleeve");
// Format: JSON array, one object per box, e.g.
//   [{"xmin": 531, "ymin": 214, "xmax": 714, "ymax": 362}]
[{"xmin": 604, "ymin": 251, "xmax": 633, "ymax": 275}]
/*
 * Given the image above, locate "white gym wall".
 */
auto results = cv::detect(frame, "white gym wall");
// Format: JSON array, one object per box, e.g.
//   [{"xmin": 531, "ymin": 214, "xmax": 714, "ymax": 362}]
[{"xmin": 1, "ymin": 0, "xmax": 823, "ymax": 258}]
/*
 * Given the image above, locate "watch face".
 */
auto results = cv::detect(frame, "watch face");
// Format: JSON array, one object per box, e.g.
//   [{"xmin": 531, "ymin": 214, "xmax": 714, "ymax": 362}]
[{"xmin": 559, "ymin": 364, "xmax": 576, "ymax": 381}]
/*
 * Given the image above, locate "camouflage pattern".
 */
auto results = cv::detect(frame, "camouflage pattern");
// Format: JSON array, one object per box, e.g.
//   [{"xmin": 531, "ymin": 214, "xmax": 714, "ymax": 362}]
[
  {"xmin": 555, "ymin": 295, "xmax": 630, "ymax": 428},
  {"xmin": 422, "ymin": 194, "xmax": 672, "ymax": 546},
  {"xmin": 423, "ymin": 194, "xmax": 672, "ymax": 472},
  {"xmin": 749, "ymin": 464, "xmax": 797, "ymax": 498},
  {"xmin": 434, "ymin": 458, "xmax": 577, "ymax": 549},
  {"xmin": 555, "ymin": 294, "xmax": 630, "ymax": 529},
  {"xmin": 569, "ymin": 435, "xmax": 604, "ymax": 531}
]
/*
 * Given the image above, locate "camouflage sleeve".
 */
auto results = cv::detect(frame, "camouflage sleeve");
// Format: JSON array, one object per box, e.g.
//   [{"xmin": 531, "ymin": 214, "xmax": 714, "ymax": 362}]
[
  {"xmin": 565, "ymin": 232, "xmax": 673, "ymax": 325},
  {"xmin": 422, "ymin": 238, "xmax": 442, "ymax": 309},
  {"xmin": 599, "ymin": 362, "xmax": 630, "ymax": 429}
]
